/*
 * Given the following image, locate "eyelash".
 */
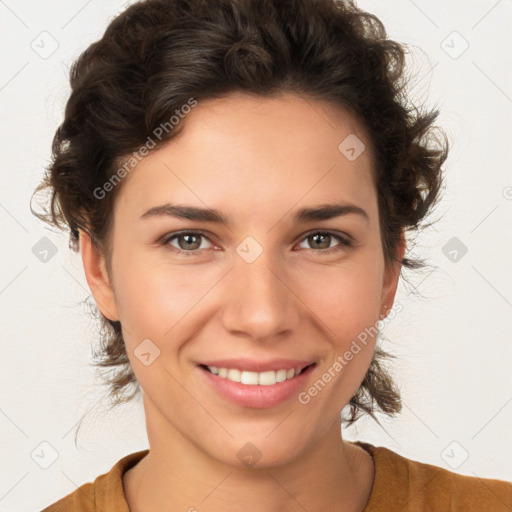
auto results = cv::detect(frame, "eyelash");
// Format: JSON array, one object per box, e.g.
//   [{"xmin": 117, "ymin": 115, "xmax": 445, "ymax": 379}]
[{"xmin": 159, "ymin": 230, "xmax": 353, "ymax": 257}]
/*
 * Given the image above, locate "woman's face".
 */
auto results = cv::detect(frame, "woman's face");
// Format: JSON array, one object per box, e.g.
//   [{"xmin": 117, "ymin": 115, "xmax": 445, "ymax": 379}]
[{"xmin": 84, "ymin": 92, "xmax": 403, "ymax": 468}]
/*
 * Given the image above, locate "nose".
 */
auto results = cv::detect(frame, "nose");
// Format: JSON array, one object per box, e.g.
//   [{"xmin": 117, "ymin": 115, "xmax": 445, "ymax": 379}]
[{"xmin": 220, "ymin": 251, "xmax": 301, "ymax": 341}]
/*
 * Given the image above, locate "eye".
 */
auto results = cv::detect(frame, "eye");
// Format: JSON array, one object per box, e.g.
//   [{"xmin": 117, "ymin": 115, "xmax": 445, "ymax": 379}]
[
  {"xmin": 296, "ymin": 231, "xmax": 353, "ymax": 254},
  {"xmin": 159, "ymin": 229, "xmax": 353, "ymax": 257},
  {"xmin": 160, "ymin": 230, "xmax": 214, "ymax": 256}
]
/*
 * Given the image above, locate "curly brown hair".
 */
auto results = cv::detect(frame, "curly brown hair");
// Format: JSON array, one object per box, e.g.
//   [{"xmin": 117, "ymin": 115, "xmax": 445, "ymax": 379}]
[{"xmin": 31, "ymin": 0, "xmax": 448, "ymax": 427}]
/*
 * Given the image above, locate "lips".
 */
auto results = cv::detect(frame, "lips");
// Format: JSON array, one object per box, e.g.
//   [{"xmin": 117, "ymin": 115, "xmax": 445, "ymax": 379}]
[
  {"xmin": 196, "ymin": 362, "xmax": 317, "ymax": 408},
  {"xmin": 197, "ymin": 358, "xmax": 316, "ymax": 373}
]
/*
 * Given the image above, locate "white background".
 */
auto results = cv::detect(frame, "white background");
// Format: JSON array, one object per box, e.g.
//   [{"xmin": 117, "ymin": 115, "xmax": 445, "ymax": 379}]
[{"xmin": 0, "ymin": 0, "xmax": 511, "ymax": 510}]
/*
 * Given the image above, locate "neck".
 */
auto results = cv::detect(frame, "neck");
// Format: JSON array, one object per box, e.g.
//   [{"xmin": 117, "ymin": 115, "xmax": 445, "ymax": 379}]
[{"xmin": 123, "ymin": 395, "xmax": 375, "ymax": 512}]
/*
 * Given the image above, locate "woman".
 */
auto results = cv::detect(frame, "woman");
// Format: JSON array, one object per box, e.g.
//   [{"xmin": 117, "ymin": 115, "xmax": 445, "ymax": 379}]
[{"xmin": 33, "ymin": 0, "xmax": 511, "ymax": 510}]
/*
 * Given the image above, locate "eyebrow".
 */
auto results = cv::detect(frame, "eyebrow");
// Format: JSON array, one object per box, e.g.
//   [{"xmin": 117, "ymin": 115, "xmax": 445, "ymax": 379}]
[{"xmin": 139, "ymin": 202, "xmax": 369, "ymax": 225}]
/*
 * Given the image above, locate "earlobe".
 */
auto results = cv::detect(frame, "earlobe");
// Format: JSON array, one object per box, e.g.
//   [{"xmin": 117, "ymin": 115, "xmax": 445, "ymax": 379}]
[{"xmin": 78, "ymin": 228, "xmax": 120, "ymax": 322}]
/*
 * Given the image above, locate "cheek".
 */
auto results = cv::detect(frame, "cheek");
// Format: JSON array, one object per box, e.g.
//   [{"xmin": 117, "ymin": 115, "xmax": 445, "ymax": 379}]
[
  {"xmin": 111, "ymin": 250, "xmax": 221, "ymax": 343},
  {"xmin": 110, "ymin": 257, "xmax": 214, "ymax": 395},
  {"xmin": 294, "ymin": 257, "xmax": 383, "ymax": 396},
  {"xmin": 298, "ymin": 256, "xmax": 384, "ymax": 343}
]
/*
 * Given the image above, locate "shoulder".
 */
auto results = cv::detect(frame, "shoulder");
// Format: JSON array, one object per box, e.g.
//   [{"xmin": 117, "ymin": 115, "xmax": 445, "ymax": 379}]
[
  {"xmin": 354, "ymin": 441, "xmax": 512, "ymax": 512},
  {"xmin": 40, "ymin": 449, "xmax": 149, "ymax": 512}
]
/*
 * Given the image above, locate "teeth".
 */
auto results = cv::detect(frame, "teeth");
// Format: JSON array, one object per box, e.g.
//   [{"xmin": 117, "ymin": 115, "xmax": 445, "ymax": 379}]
[{"xmin": 206, "ymin": 366, "xmax": 305, "ymax": 385}]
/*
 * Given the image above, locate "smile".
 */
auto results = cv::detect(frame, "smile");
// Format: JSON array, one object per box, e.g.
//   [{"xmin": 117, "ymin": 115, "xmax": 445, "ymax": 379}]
[
  {"xmin": 201, "ymin": 364, "xmax": 314, "ymax": 386},
  {"xmin": 196, "ymin": 363, "xmax": 317, "ymax": 408}
]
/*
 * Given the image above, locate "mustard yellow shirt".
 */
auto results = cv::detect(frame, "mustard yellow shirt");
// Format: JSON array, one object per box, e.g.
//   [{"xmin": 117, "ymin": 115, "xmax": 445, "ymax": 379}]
[{"xmin": 40, "ymin": 441, "xmax": 512, "ymax": 511}]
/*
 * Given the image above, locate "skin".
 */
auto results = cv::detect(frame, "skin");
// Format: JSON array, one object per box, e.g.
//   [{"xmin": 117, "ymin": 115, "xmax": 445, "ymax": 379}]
[{"xmin": 80, "ymin": 92, "xmax": 405, "ymax": 512}]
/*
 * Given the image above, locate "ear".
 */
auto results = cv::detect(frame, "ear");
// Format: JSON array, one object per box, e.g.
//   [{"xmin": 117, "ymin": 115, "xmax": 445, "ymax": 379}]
[
  {"xmin": 79, "ymin": 229, "xmax": 120, "ymax": 322},
  {"xmin": 380, "ymin": 229, "xmax": 406, "ymax": 318}
]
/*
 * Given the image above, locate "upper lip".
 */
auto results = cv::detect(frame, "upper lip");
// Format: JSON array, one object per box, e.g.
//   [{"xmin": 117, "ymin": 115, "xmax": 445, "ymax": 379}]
[{"xmin": 198, "ymin": 358, "xmax": 316, "ymax": 373}]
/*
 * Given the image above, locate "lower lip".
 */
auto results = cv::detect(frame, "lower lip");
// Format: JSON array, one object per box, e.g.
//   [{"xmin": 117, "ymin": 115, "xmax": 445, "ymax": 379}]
[{"xmin": 196, "ymin": 364, "xmax": 316, "ymax": 409}]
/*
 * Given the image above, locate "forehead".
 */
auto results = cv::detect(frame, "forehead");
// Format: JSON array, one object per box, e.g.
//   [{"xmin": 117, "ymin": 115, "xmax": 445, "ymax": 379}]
[
  {"xmin": 114, "ymin": 92, "xmax": 377, "ymax": 224},
  {"xmin": 167, "ymin": 92, "xmax": 372, "ymax": 167}
]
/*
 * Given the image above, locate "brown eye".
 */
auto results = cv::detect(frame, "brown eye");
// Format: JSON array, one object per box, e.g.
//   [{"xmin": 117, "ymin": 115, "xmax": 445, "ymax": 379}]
[
  {"xmin": 176, "ymin": 233, "xmax": 202, "ymax": 250},
  {"xmin": 298, "ymin": 231, "xmax": 352, "ymax": 253},
  {"xmin": 161, "ymin": 231, "xmax": 213, "ymax": 255},
  {"xmin": 308, "ymin": 233, "xmax": 331, "ymax": 249}
]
